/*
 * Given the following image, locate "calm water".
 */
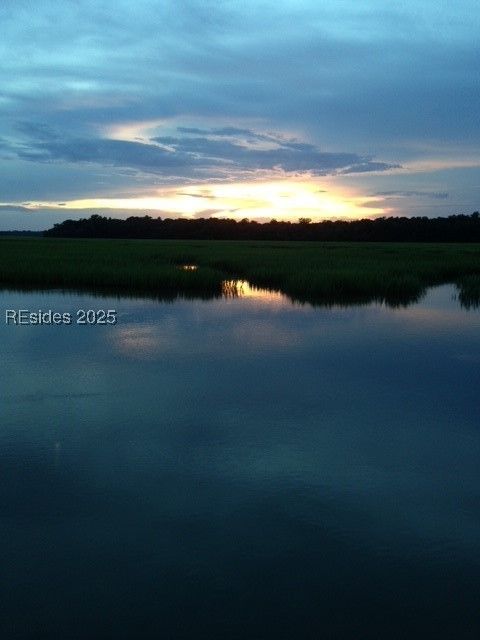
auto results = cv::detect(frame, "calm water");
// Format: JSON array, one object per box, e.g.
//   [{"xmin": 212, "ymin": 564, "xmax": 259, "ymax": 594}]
[{"xmin": 1, "ymin": 285, "xmax": 479, "ymax": 639}]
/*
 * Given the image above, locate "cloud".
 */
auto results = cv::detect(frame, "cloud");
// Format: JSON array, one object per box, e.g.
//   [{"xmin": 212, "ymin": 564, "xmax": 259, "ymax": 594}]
[
  {"xmin": 376, "ymin": 191, "xmax": 449, "ymax": 199},
  {"xmin": 11, "ymin": 125, "xmax": 399, "ymax": 180},
  {"xmin": 15, "ymin": 121, "xmax": 59, "ymax": 141},
  {"xmin": 0, "ymin": 204, "xmax": 34, "ymax": 212},
  {"xmin": 176, "ymin": 191, "xmax": 217, "ymax": 199},
  {"xmin": 339, "ymin": 162, "xmax": 401, "ymax": 175},
  {"xmin": 190, "ymin": 208, "xmax": 231, "ymax": 219},
  {"xmin": 17, "ymin": 138, "xmax": 194, "ymax": 174},
  {"xmin": 358, "ymin": 200, "xmax": 387, "ymax": 209},
  {"xmin": 177, "ymin": 126, "xmax": 293, "ymax": 146},
  {"xmin": 1, "ymin": 1, "xmax": 479, "ymax": 157},
  {"xmin": 0, "ymin": 0, "xmax": 479, "ymax": 224},
  {"xmin": 151, "ymin": 128, "xmax": 399, "ymax": 177}
]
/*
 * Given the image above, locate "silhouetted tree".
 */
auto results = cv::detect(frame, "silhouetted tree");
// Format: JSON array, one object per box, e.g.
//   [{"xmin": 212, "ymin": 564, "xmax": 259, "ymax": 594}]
[{"xmin": 43, "ymin": 212, "xmax": 480, "ymax": 242}]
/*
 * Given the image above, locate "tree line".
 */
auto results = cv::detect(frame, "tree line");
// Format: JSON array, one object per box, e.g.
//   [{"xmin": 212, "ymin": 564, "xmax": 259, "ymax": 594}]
[{"xmin": 43, "ymin": 212, "xmax": 480, "ymax": 242}]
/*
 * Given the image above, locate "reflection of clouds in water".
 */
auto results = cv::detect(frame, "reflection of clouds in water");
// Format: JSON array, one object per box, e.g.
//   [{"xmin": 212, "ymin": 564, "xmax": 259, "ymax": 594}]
[
  {"xmin": 107, "ymin": 283, "xmax": 479, "ymax": 360},
  {"xmin": 108, "ymin": 290, "xmax": 311, "ymax": 358},
  {"xmin": 111, "ymin": 315, "xmax": 310, "ymax": 357},
  {"xmin": 389, "ymin": 284, "xmax": 480, "ymax": 330},
  {"xmin": 110, "ymin": 323, "xmax": 179, "ymax": 359},
  {"xmin": 2, "ymin": 284, "xmax": 480, "ymax": 585},
  {"xmin": 392, "ymin": 306, "xmax": 478, "ymax": 330},
  {"xmin": 232, "ymin": 320, "xmax": 300, "ymax": 349}
]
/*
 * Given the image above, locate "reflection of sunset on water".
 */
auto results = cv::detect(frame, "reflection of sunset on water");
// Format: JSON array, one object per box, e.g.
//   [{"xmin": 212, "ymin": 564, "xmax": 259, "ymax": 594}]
[{"xmin": 222, "ymin": 280, "xmax": 286, "ymax": 305}]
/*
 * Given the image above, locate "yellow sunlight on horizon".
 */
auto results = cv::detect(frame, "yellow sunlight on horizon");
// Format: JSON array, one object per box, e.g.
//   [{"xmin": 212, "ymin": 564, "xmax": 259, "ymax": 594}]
[{"xmin": 20, "ymin": 180, "xmax": 386, "ymax": 221}]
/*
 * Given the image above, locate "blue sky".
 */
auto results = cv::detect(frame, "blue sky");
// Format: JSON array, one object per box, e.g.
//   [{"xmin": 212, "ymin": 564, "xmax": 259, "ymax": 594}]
[{"xmin": 1, "ymin": 0, "xmax": 479, "ymax": 229}]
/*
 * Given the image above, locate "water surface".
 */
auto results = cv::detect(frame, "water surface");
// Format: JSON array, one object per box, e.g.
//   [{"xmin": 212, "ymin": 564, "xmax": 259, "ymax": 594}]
[{"xmin": 1, "ymin": 285, "xmax": 479, "ymax": 638}]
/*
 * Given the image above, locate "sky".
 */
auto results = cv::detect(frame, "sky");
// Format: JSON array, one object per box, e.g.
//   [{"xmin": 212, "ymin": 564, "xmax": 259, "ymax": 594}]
[{"xmin": 1, "ymin": 0, "xmax": 479, "ymax": 229}]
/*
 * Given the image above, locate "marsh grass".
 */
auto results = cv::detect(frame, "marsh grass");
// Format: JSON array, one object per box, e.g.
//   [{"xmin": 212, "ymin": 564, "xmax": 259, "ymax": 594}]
[
  {"xmin": 457, "ymin": 274, "xmax": 480, "ymax": 309},
  {"xmin": 1, "ymin": 237, "xmax": 479, "ymax": 307}
]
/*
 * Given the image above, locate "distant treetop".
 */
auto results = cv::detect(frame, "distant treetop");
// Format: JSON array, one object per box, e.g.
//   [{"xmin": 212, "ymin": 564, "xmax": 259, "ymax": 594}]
[{"xmin": 43, "ymin": 212, "xmax": 480, "ymax": 242}]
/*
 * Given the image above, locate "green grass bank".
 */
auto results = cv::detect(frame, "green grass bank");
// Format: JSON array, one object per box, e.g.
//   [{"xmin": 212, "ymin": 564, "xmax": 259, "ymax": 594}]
[{"xmin": 1, "ymin": 238, "xmax": 480, "ymax": 307}]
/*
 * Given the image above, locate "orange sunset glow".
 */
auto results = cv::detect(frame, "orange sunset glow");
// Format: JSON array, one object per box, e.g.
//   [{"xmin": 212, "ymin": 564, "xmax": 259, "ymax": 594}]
[{"xmin": 16, "ymin": 181, "xmax": 387, "ymax": 222}]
